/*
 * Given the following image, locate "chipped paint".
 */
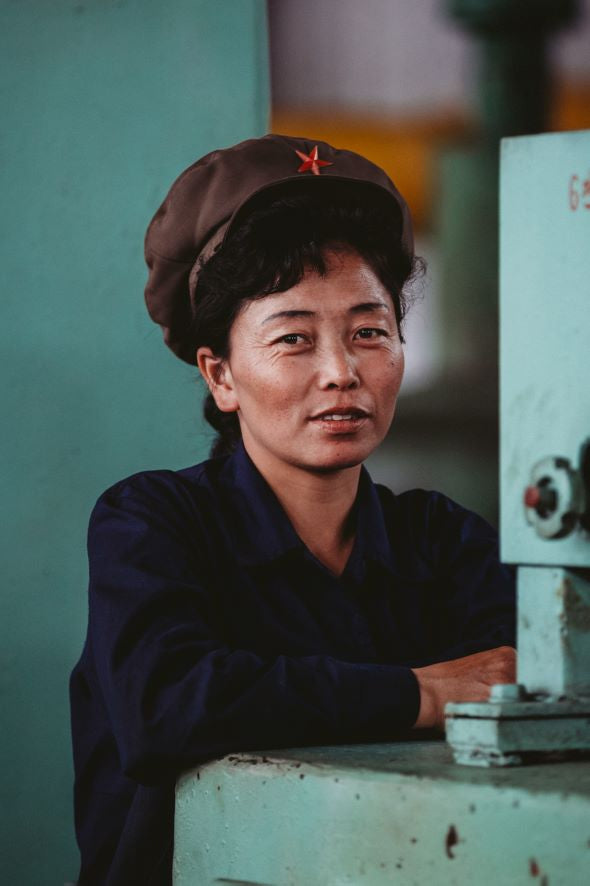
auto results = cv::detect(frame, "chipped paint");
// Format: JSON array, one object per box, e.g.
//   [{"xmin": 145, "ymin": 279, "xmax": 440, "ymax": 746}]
[{"xmin": 445, "ymin": 824, "xmax": 458, "ymax": 859}]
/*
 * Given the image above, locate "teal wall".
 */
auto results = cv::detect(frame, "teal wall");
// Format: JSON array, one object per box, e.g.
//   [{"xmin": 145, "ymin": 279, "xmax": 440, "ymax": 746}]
[{"xmin": 0, "ymin": 2, "xmax": 269, "ymax": 882}]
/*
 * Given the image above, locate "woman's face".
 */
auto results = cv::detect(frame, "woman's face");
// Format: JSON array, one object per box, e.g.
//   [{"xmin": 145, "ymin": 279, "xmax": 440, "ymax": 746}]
[{"xmin": 199, "ymin": 248, "xmax": 405, "ymax": 477}]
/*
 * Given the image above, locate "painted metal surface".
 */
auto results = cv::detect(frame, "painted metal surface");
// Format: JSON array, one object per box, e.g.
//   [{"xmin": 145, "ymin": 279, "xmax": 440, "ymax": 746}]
[
  {"xmin": 445, "ymin": 697, "xmax": 590, "ymax": 765},
  {"xmin": 174, "ymin": 742, "xmax": 590, "ymax": 885},
  {"xmin": 518, "ymin": 567, "xmax": 590, "ymax": 696},
  {"xmin": 499, "ymin": 129, "xmax": 590, "ymax": 568}
]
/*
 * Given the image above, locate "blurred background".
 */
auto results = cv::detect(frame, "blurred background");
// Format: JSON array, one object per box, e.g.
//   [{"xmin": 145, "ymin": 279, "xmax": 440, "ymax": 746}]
[{"xmin": 0, "ymin": 2, "xmax": 588, "ymax": 883}]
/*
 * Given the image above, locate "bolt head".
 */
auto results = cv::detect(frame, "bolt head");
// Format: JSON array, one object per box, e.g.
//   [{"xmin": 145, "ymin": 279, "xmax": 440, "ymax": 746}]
[
  {"xmin": 524, "ymin": 485, "xmax": 541, "ymax": 508},
  {"xmin": 489, "ymin": 683, "xmax": 525, "ymax": 702}
]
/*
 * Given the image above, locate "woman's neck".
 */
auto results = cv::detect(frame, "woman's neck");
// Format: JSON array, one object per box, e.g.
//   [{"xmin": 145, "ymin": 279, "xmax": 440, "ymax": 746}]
[{"xmin": 244, "ymin": 444, "xmax": 362, "ymax": 576}]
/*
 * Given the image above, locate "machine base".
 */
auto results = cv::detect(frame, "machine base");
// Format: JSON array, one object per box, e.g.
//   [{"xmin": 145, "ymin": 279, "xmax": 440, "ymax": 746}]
[{"xmin": 445, "ymin": 698, "xmax": 590, "ymax": 766}]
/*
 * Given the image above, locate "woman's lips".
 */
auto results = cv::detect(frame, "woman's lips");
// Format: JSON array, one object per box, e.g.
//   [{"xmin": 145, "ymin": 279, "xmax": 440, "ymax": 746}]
[{"xmin": 309, "ymin": 409, "xmax": 370, "ymax": 433}]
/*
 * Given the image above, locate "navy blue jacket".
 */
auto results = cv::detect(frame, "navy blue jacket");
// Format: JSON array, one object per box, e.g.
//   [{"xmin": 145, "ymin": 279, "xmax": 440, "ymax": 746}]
[{"xmin": 70, "ymin": 442, "xmax": 515, "ymax": 884}]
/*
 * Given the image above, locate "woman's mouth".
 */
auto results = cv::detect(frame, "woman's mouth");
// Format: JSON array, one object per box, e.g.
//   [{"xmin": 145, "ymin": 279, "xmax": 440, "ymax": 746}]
[
  {"xmin": 310, "ymin": 409, "xmax": 370, "ymax": 433},
  {"xmin": 320, "ymin": 413, "xmax": 357, "ymax": 421}
]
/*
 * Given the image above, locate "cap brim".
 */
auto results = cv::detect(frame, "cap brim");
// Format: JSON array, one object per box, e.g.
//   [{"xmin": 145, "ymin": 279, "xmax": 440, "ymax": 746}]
[{"xmin": 224, "ymin": 174, "xmax": 411, "ymax": 252}]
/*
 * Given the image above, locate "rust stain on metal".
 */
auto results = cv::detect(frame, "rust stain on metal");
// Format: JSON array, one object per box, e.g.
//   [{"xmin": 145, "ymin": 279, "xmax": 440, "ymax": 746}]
[
  {"xmin": 529, "ymin": 859, "xmax": 550, "ymax": 884},
  {"xmin": 227, "ymin": 755, "xmax": 261, "ymax": 765},
  {"xmin": 445, "ymin": 824, "xmax": 458, "ymax": 858},
  {"xmin": 563, "ymin": 578, "xmax": 590, "ymax": 631}
]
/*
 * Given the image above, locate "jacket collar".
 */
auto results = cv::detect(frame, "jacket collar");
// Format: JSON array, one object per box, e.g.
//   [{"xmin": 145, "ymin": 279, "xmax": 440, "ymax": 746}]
[{"xmin": 219, "ymin": 441, "xmax": 395, "ymax": 575}]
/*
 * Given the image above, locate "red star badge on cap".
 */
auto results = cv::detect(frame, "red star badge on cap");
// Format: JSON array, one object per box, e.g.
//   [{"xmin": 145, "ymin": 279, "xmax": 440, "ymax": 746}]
[{"xmin": 295, "ymin": 145, "xmax": 333, "ymax": 176}]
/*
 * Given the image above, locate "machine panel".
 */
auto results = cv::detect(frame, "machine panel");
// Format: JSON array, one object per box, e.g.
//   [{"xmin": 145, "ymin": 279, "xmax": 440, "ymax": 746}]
[{"xmin": 500, "ymin": 129, "xmax": 590, "ymax": 567}]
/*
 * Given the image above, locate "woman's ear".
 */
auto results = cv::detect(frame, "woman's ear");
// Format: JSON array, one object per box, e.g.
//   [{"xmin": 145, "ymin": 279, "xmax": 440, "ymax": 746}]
[{"xmin": 196, "ymin": 347, "xmax": 239, "ymax": 413}]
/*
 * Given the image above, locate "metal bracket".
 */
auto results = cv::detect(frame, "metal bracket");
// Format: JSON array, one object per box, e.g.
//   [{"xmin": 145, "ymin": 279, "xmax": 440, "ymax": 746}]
[{"xmin": 445, "ymin": 696, "xmax": 590, "ymax": 766}]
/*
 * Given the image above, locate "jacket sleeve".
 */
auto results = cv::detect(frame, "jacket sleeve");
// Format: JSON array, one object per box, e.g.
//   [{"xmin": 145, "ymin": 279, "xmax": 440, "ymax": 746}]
[
  {"xmin": 87, "ymin": 477, "xmax": 421, "ymax": 785},
  {"xmin": 425, "ymin": 491, "xmax": 517, "ymax": 659}
]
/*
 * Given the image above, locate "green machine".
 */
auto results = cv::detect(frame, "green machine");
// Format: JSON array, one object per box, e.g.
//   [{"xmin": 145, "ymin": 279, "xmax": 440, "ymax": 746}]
[
  {"xmin": 173, "ymin": 131, "xmax": 590, "ymax": 885},
  {"xmin": 446, "ymin": 129, "xmax": 590, "ymax": 765}
]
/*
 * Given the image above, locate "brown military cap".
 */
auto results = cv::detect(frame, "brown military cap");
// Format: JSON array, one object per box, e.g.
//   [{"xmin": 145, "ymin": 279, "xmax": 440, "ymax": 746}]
[{"xmin": 144, "ymin": 133, "xmax": 413, "ymax": 364}]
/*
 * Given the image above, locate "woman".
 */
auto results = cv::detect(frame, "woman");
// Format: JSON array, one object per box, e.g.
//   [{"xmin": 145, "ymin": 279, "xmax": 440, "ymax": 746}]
[{"xmin": 70, "ymin": 134, "xmax": 516, "ymax": 885}]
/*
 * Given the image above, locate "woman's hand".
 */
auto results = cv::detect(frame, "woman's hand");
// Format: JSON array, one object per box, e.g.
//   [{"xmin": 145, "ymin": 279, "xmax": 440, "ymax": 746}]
[{"xmin": 411, "ymin": 646, "xmax": 517, "ymax": 731}]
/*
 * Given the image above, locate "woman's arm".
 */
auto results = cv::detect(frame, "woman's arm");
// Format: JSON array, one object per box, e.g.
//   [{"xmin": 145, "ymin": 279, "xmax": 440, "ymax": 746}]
[
  {"xmin": 403, "ymin": 490, "xmax": 517, "ymax": 729},
  {"xmin": 87, "ymin": 477, "xmax": 421, "ymax": 785}
]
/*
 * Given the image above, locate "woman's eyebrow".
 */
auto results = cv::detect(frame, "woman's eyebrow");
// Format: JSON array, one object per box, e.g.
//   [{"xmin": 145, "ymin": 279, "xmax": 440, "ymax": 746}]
[
  {"xmin": 262, "ymin": 309, "xmax": 315, "ymax": 324},
  {"xmin": 349, "ymin": 301, "xmax": 391, "ymax": 314},
  {"xmin": 262, "ymin": 302, "xmax": 390, "ymax": 324}
]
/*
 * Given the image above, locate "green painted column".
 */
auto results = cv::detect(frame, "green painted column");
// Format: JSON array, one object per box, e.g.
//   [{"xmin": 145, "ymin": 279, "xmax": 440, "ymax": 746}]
[
  {"xmin": 449, "ymin": 0, "xmax": 579, "ymax": 140},
  {"xmin": 438, "ymin": 0, "xmax": 579, "ymax": 376},
  {"xmin": 0, "ymin": 2, "xmax": 269, "ymax": 884}
]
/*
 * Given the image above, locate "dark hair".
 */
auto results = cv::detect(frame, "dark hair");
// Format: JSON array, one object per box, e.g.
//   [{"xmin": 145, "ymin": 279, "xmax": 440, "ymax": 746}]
[{"xmin": 192, "ymin": 187, "xmax": 423, "ymax": 457}]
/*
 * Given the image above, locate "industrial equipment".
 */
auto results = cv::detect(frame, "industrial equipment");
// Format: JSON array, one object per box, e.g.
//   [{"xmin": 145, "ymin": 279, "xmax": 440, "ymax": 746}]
[{"xmin": 446, "ymin": 129, "xmax": 590, "ymax": 765}]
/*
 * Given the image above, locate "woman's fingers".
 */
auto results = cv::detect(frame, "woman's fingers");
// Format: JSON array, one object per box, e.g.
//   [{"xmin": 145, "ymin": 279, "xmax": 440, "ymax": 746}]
[{"xmin": 411, "ymin": 646, "xmax": 517, "ymax": 730}]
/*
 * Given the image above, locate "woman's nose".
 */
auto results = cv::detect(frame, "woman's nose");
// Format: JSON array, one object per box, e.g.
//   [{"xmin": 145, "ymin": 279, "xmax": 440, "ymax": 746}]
[{"xmin": 317, "ymin": 343, "xmax": 360, "ymax": 390}]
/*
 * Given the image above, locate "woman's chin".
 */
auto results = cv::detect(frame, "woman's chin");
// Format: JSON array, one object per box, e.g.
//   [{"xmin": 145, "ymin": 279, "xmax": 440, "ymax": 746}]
[
  {"xmin": 295, "ymin": 440, "xmax": 378, "ymax": 473},
  {"xmin": 243, "ymin": 430, "xmax": 384, "ymax": 477}
]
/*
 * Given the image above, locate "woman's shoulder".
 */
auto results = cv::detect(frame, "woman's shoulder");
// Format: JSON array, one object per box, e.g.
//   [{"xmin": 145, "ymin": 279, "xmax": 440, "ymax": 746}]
[
  {"xmin": 90, "ymin": 454, "xmax": 230, "ymax": 523},
  {"xmin": 375, "ymin": 484, "xmax": 479, "ymax": 519},
  {"xmin": 370, "ymin": 483, "xmax": 507, "ymax": 588},
  {"xmin": 374, "ymin": 483, "xmax": 498, "ymax": 548}
]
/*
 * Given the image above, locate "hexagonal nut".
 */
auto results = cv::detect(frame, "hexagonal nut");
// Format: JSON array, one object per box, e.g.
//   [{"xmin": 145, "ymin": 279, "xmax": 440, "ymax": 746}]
[{"xmin": 489, "ymin": 683, "xmax": 526, "ymax": 702}]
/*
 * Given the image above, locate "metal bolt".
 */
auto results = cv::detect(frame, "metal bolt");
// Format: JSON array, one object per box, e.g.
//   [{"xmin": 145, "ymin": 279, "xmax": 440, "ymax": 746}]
[
  {"xmin": 524, "ymin": 483, "xmax": 557, "ymax": 513},
  {"xmin": 489, "ymin": 683, "xmax": 525, "ymax": 702}
]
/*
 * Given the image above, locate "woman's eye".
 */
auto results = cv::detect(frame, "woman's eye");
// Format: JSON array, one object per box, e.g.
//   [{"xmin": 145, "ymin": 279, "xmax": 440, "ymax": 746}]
[
  {"xmin": 355, "ymin": 327, "xmax": 388, "ymax": 340},
  {"xmin": 279, "ymin": 333, "xmax": 306, "ymax": 345}
]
